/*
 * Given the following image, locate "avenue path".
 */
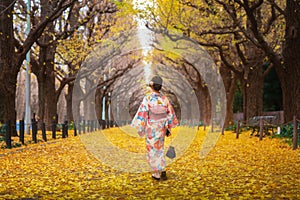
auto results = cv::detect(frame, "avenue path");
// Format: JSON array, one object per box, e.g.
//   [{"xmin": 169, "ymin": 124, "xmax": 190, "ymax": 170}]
[{"xmin": 0, "ymin": 127, "xmax": 299, "ymax": 199}]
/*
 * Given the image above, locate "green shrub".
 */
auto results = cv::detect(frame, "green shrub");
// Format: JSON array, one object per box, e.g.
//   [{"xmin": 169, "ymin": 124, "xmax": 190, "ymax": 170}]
[{"xmin": 273, "ymin": 123, "xmax": 300, "ymax": 146}]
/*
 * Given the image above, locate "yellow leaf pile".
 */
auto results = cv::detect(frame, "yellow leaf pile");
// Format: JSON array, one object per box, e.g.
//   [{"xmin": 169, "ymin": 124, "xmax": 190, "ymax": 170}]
[{"xmin": 0, "ymin": 127, "xmax": 299, "ymax": 199}]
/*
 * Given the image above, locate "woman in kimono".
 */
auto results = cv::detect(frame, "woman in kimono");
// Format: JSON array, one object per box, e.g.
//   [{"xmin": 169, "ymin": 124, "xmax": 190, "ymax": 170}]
[{"xmin": 131, "ymin": 75, "xmax": 178, "ymax": 180}]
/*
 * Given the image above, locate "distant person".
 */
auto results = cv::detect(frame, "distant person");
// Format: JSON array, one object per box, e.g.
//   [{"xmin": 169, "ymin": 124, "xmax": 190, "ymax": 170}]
[{"xmin": 131, "ymin": 75, "xmax": 178, "ymax": 180}]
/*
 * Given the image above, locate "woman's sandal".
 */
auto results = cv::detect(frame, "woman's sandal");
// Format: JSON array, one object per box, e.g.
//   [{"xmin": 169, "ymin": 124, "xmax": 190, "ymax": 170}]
[
  {"xmin": 161, "ymin": 171, "xmax": 167, "ymax": 180},
  {"xmin": 152, "ymin": 175, "xmax": 160, "ymax": 180},
  {"xmin": 152, "ymin": 172, "xmax": 160, "ymax": 180}
]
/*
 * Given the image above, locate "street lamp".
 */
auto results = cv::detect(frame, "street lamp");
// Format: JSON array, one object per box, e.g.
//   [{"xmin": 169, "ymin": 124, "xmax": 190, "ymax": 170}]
[{"xmin": 25, "ymin": 0, "xmax": 31, "ymax": 134}]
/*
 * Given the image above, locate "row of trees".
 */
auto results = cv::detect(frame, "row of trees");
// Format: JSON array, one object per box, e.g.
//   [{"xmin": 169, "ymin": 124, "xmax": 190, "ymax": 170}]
[
  {"xmin": 140, "ymin": 0, "xmax": 299, "ymax": 125},
  {"xmin": 0, "ymin": 0, "xmax": 139, "ymax": 135},
  {"xmin": 1, "ymin": 0, "xmax": 299, "ymax": 135}
]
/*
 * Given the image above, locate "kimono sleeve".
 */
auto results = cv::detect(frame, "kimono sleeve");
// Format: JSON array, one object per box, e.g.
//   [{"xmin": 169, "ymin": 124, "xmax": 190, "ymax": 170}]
[
  {"xmin": 131, "ymin": 96, "xmax": 149, "ymax": 137},
  {"xmin": 165, "ymin": 97, "xmax": 179, "ymax": 129}
]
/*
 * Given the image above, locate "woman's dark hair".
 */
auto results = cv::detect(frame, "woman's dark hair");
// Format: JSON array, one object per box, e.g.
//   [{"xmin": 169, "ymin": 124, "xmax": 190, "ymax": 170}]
[
  {"xmin": 150, "ymin": 75, "xmax": 163, "ymax": 91},
  {"xmin": 152, "ymin": 83, "xmax": 162, "ymax": 91}
]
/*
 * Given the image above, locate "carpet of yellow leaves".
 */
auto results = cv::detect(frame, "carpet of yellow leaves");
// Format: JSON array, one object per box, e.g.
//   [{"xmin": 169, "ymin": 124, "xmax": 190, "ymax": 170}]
[{"xmin": 0, "ymin": 127, "xmax": 299, "ymax": 199}]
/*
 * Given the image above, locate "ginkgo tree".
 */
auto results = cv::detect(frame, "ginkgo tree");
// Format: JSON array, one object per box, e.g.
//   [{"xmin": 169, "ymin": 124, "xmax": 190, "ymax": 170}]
[
  {"xmin": 56, "ymin": 0, "xmax": 142, "ymax": 124},
  {"xmin": 0, "ymin": 0, "xmax": 139, "ymax": 131},
  {"xmin": 0, "ymin": 0, "xmax": 78, "ymax": 135},
  {"xmin": 138, "ymin": 0, "xmax": 236, "ymax": 125},
  {"xmin": 149, "ymin": 49, "xmax": 211, "ymax": 125},
  {"xmin": 31, "ymin": 0, "xmax": 123, "ymax": 129},
  {"xmin": 141, "ymin": 0, "xmax": 289, "ymax": 123},
  {"xmin": 55, "ymin": 9, "xmax": 119, "ymax": 122}
]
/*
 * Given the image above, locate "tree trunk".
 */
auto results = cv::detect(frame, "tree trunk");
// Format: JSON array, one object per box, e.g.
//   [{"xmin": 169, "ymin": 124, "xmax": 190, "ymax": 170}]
[
  {"xmin": 83, "ymin": 81, "xmax": 97, "ymax": 121},
  {"xmin": 34, "ymin": 0, "xmax": 59, "ymax": 130},
  {"xmin": 0, "ymin": 0, "xmax": 18, "ymax": 136},
  {"xmin": 241, "ymin": 65, "xmax": 264, "ymax": 121},
  {"xmin": 1, "ymin": 80, "xmax": 18, "ymax": 136},
  {"xmin": 105, "ymin": 96, "xmax": 109, "ymax": 123},
  {"xmin": 220, "ymin": 67, "xmax": 237, "ymax": 127},
  {"xmin": 95, "ymin": 88, "xmax": 103, "ymax": 122},
  {"xmin": 36, "ymin": 38, "xmax": 57, "ymax": 129},
  {"xmin": 71, "ymin": 80, "xmax": 82, "ymax": 122},
  {"xmin": 167, "ymin": 93, "xmax": 181, "ymax": 121},
  {"xmin": 16, "ymin": 71, "xmax": 25, "ymax": 120},
  {"xmin": 196, "ymin": 84, "xmax": 211, "ymax": 126},
  {"xmin": 72, "ymin": 99, "xmax": 81, "ymax": 122},
  {"xmin": 0, "ymin": 92, "xmax": 4, "ymax": 122},
  {"xmin": 241, "ymin": 15, "xmax": 265, "ymax": 122},
  {"xmin": 225, "ymin": 77, "xmax": 237, "ymax": 127},
  {"xmin": 280, "ymin": 0, "xmax": 300, "ymax": 122},
  {"xmin": 65, "ymin": 83, "xmax": 74, "ymax": 122},
  {"xmin": 37, "ymin": 66, "xmax": 57, "ymax": 129}
]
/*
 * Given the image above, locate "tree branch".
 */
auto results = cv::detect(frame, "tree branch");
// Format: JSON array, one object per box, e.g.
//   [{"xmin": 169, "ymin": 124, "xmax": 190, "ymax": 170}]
[
  {"xmin": 20, "ymin": 0, "xmax": 76, "ymax": 62},
  {"xmin": 55, "ymin": 76, "xmax": 76, "ymax": 103},
  {"xmin": 251, "ymin": 0, "xmax": 263, "ymax": 10},
  {"xmin": 263, "ymin": 62, "xmax": 273, "ymax": 78},
  {"xmin": 267, "ymin": 0, "xmax": 285, "ymax": 16},
  {"xmin": 263, "ymin": 4, "xmax": 278, "ymax": 35}
]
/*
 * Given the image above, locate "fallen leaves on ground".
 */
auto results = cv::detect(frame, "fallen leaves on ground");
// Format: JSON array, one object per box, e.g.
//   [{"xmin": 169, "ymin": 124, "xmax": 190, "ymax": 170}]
[{"xmin": 0, "ymin": 126, "xmax": 299, "ymax": 199}]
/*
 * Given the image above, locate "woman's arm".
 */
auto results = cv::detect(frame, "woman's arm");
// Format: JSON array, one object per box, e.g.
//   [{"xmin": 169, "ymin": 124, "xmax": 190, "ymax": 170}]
[
  {"xmin": 165, "ymin": 97, "xmax": 179, "ymax": 129},
  {"xmin": 131, "ymin": 96, "xmax": 149, "ymax": 137}
]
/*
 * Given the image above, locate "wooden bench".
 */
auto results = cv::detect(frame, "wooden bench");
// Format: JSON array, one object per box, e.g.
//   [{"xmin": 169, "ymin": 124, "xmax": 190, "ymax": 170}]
[{"xmin": 246, "ymin": 115, "xmax": 278, "ymax": 136}]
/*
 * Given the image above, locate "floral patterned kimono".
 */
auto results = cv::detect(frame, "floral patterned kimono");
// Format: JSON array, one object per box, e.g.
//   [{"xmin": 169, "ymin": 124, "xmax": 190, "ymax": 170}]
[{"xmin": 131, "ymin": 92, "xmax": 179, "ymax": 172}]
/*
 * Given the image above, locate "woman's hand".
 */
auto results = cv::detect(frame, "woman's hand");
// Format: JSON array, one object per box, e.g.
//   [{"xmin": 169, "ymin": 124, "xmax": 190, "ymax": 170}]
[
  {"xmin": 138, "ymin": 131, "xmax": 145, "ymax": 137},
  {"xmin": 166, "ymin": 129, "xmax": 171, "ymax": 137}
]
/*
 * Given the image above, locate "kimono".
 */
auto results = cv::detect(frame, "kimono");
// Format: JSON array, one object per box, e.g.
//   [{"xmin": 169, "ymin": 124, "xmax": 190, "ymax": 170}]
[{"xmin": 131, "ymin": 92, "xmax": 179, "ymax": 172}]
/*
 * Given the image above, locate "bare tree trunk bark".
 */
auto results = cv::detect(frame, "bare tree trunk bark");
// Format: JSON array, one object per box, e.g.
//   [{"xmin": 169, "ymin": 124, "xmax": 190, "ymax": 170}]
[
  {"xmin": 83, "ymin": 81, "xmax": 97, "ymax": 121},
  {"xmin": 199, "ymin": 85, "xmax": 211, "ymax": 126},
  {"xmin": 71, "ymin": 84, "xmax": 82, "ymax": 123},
  {"xmin": 220, "ymin": 67, "xmax": 237, "ymax": 127},
  {"xmin": 65, "ymin": 83, "xmax": 74, "ymax": 122},
  {"xmin": 242, "ymin": 65, "xmax": 264, "ymax": 121},
  {"xmin": 225, "ymin": 77, "xmax": 237, "ymax": 127},
  {"xmin": 105, "ymin": 95, "xmax": 109, "ymax": 123},
  {"xmin": 34, "ymin": 0, "xmax": 60, "ymax": 130},
  {"xmin": 95, "ymin": 88, "xmax": 103, "ymax": 122},
  {"xmin": 37, "ymin": 67, "xmax": 57, "ymax": 129},
  {"xmin": 280, "ymin": 0, "xmax": 300, "ymax": 122},
  {"xmin": 242, "ymin": 30, "xmax": 265, "ymax": 121},
  {"xmin": 0, "ymin": 0, "xmax": 18, "ymax": 136},
  {"xmin": 2, "ymin": 81, "xmax": 18, "ymax": 136},
  {"xmin": 36, "ymin": 35, "xmax": 57, "ymax": 129}
]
